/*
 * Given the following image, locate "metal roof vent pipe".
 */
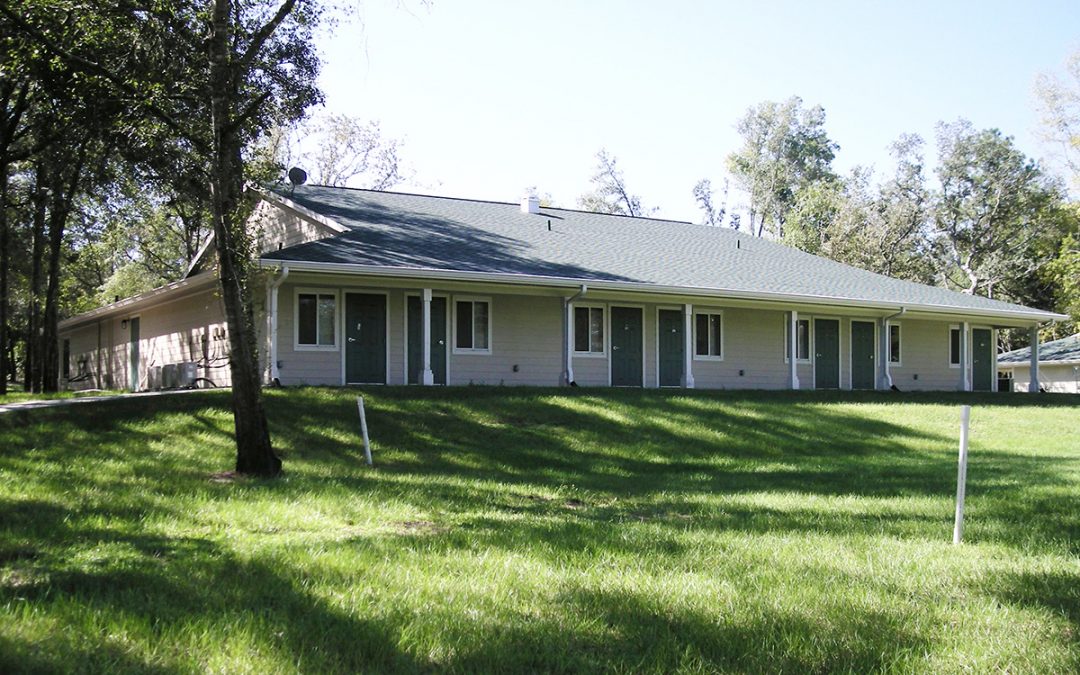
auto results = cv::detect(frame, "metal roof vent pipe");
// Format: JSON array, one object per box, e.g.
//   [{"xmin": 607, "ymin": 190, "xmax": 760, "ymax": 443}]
[{"xmin": 520, "ymin": 191, "xmax": 540, "ymax": 214}]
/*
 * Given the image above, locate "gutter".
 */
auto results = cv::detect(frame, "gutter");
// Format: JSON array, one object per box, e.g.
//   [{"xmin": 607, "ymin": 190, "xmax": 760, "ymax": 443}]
[
  {"xmin": 563, "ymin": 284, "xmax": 588, "ymax": 386},
  {"xmin": 257, "ymin": 258, "xmax": 1066, "ymax": 324},
  {"xmin": 267, "ymin": 265, "xmax": 290, "ymax": 384}
]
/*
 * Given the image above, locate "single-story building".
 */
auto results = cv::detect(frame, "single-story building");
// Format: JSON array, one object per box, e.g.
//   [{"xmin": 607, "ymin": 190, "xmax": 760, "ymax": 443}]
[
  {"xmin": 58, "ymin": 185, "xmax": 1063, "ymax": 393},
  {"xmin": 998, "ymin": 333, "xmax": 1080, "ymax": 393}
]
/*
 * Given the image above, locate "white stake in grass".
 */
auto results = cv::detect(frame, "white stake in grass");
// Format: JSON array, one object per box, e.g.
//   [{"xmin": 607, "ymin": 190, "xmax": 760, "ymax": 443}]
[
  {"xmin": 357, "ymin": 396, "xmax": 372, "ymax": 466},
  {"xmin": 953, "ymin": 405, "xmax": 971, "ymax": 544}
]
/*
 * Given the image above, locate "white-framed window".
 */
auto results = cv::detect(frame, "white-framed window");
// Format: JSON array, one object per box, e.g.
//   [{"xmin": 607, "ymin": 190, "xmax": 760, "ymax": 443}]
[
  {"xmin": 784, "ymin": 317, "xmax": 811, "ymax": 363},
  {"xmin": 295, "ymin": 289, "xmax": 338, "ymax": 350},
  {"xmin": 694, "ymin": 311, "xmax": 723, "ymax": 360},
  {"xmin": 949, "ymin": 325, "xmax": 962, "ymax": 368},
  {"xmin": 454, "ymin": 297, "xmax": 491, "ymax": 354},
  {"xmin": 573, "ymin": 305, "xmax": 605, "ymax": 355},
  {"xmin": 889, "ymin": 322, "xmax": 902, "ymax": 365}
]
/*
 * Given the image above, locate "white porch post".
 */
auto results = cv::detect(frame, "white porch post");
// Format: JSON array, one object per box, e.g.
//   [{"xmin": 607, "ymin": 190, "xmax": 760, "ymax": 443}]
[
  {"xmin": 1028, "ymin": 325, "xmax": 1040, "ymax": 393},
  {"xmin": 879, "ymin": 317, "xmax": 891, "ymax": 390},
  {"xmin": 789, "ymin": 310, "xmax": 800, "ymax": 390},
  {"xmin": 682, "ymin": 303, "xmax": 695, "ymax": 388},
  {"xmin": 421, "ymin": 288, "xmax": 434, "ymax": 385},
  {"xmin": 564, "ymin": 299, "xmax": 575, "ymax": 385},
  {"xmin": 960, "ymin": 321, "xmax": 971, "ymax": 391}
]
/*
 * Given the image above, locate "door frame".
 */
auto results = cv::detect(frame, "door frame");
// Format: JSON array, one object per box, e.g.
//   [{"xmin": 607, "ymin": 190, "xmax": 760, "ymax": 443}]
[
  {"xmin": 812, "ymin": 315, "xmax": 842, "ymax": 391},
  {"xmin": 655, "ymin": 305, "xmax": 683, "ymax": 388},
  {"xmin": 340, "ymin": 289, "xmax": 391, "ymax": 385},
  {"xmin": 608, "ymin": 304, "xmax": 646, "ymax": 387},
  {"xmin": 971, "ymin": 324, "xmax": 996, "ymax": 392},
  {"xmin": 847, "ymin": 318, "xmax": 878, "ymax": 391},
  {"xmin": 127, "ymin": 314, "xmax": 142, "ymax": 392},
  {"xmin": 403, "ymin": 292, "xmax": 451, "ymax": 385}
]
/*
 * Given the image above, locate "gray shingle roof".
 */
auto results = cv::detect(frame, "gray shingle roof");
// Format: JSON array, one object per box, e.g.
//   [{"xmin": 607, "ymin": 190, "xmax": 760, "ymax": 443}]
[
  {"xmin": 999, "ymin": 333, "xmax": 1080, "ymax": 363},
  {"xmin": 261, "ymin": 185, "xmax": 1059, "ymax": 320}
]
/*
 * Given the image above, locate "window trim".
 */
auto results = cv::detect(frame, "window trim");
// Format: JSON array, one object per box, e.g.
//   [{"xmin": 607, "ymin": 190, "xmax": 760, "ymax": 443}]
[
  {"xmin": 949, "ymin": 324, "xmax": 962, "ymax": 369},
  {"xmin": 692, "ymin": 309, "xmax": 724, "ymax": 362},
  {"xmin": 888, "ymin": 321, "xmax": 902, "ymax": 367},
  {"xmin": 783, "ymin": 316, "xmax": 813, "ymax": 364},
  {"xmin": 294, "ymin": 288, "xmax": 340, "ymax": 352},
  {"xmin": 452, "ymin": 296, "xmax": 493, "ymax": 355},
  {"xmin": 572, "ymin": 303, "xmax": 607, "ymax": 357}
]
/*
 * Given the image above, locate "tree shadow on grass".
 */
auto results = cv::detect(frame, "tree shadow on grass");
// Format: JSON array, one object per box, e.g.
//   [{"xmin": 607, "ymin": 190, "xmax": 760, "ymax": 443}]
[
  {"xmin": 0, "ymin": 529, "xmax": 421, "ymax": 673},
  {"xmin": 423, "ymin": 583, "xmax": 933, "ymax": 673}
]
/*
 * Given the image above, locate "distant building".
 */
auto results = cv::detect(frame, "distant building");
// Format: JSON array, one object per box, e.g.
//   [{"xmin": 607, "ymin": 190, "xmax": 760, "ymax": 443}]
[{"xmin": 998, "ymin": 333, "xmax": 1080, "ymax": 394}]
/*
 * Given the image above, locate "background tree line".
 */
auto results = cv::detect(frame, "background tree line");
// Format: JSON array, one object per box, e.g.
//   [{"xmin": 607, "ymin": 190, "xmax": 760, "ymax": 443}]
[{"xmin": 578, "ymin": 58, "xmax": 1080, "ymax": 347}]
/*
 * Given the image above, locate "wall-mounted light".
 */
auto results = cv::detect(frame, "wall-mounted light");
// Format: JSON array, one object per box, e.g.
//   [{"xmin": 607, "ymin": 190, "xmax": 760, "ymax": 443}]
[{"xmin": 121, "ymin": 319, "xmax": 128, "ymax": 330}]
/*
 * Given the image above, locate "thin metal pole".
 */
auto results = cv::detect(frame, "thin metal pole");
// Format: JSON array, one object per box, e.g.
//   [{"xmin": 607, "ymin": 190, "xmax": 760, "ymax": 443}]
[
  {"xmin": 953, "ymin": 405, "xmax": 971, "ymax": 544},
  {"xmin": 357, "ymin": 396, "xmax": 372, "ymax": 466}
]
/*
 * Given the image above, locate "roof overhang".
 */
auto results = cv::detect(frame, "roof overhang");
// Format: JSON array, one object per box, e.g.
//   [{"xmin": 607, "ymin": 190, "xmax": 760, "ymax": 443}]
[
  {"xmin": 253, "ymin": 187, "xmax": 349, "ymax": 234},
  {"xmin": 58, "ymin": 272, "xmax": 219, "ymax": 332},
  {"xmin": 257, "ymin": 258, "xmax": 1066, "ymax": 326}
]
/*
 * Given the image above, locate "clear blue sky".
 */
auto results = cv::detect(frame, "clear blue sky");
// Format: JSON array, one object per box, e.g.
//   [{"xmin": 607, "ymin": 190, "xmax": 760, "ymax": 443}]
[{"xmin": 313, "ymin": 0, "xmax": 1079, "ymax": 220}]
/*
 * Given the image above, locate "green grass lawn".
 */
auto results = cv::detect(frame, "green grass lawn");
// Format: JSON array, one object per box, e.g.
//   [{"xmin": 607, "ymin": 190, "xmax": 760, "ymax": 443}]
[{"xmin": 1, "ymin": 387, "xmax": 1078, "ymax": 673}]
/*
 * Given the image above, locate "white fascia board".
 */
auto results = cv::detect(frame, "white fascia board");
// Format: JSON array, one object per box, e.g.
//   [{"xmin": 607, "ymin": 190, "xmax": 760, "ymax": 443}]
[
  {"xmin": 252, "ymin": 187, "xmax": 349, "ymax": 234},
  {"xmin": 183, "ymin": 233, "xmax": 216, "ymax": 279},
  {"xmin": 58, "ymin": 272, "xmax": 219, "ymax": 331},
  {"xmin": 256, "ymin": 258, "xmax": 1067, "ymax": 324}
]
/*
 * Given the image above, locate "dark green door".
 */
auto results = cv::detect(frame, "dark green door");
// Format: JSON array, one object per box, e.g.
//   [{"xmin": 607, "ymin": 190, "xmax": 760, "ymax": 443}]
[
  {"xmin": 851, "ymin": 320, "xmax": 875, "ymax": 390},
  {"xmin": 972, "ymin": 328, "xmax": 993, "ymax": 391},
  {"xmin": 611, "ymin": 306, "xmax": 643, "ymax": 387},
  {"xmin": 407, "ymin": 295, "xmax": 447, "ymax": 385},
  {"xmin": 814, "ymin": 318, "xmax": 840, "ymax": 390},
  {"xmin": 345, "ymin": 293, "xmax": 386, "ymax": 384},
  {"xmin": 129, "ymin": 317, "xmax": 140, "ymax": 391},
  {"xmin": 658, "ymin": 309, "xmax": 683, "ymax": 387}
]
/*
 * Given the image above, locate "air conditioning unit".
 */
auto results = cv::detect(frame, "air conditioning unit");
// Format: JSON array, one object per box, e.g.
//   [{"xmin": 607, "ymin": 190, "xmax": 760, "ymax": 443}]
[
  {"xmin": 178, "ymin": 362, "xmax": 197, "ymax": 388},
  {"xmin": 162, "ymin": 364, "xmax": 178, "ymax": 389},
  {"xmin": 148, "ymin": 366, "xmax": 163, "ymax": 391}
]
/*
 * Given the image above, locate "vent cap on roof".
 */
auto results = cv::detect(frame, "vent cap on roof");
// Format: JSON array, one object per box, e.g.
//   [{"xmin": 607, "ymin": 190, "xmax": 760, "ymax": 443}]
[{"xmin": 520, "ymin": 192, "xmax": 540, "ymax": 214}]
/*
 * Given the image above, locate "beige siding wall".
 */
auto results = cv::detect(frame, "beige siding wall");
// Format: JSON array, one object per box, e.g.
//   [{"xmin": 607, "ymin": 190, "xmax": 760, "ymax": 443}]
[
  {"xmin": 276, "ymin": 282, "xmax": 353, "ymax": 385},
  {"xmin": 250, "ymin": 199, "xmax": 338, "ymax": 255},
  {"xmin": 692, "ymin": 307, "xmax": 791, "ymax": 389},
  {"xmin": 1008, "ymin": 364, "xmax": 1080, "ymax": 393},
  {"xmin": 888, "ymin": 319, "xmax": 966, "ymax": 392},
  {"xmin": 450, "ymin": 293, "xmax": 563, "ymax": 386},
  {"xmin": 59, "ymin": 288, "xmax": 230, "ymax": 391}
]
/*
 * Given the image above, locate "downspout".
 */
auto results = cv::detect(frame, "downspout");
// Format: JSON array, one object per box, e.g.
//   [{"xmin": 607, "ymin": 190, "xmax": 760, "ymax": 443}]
[
  {"xmin": 564, "ymin": 284, "xmax": 587, "ymax": 386},
  {"xmin": 881, "ymin": 307, "xmax": 905, "ymax": 390},
  {"xmin": 267, "ymin": 265, "xmax": 289, "ymax": 385}
]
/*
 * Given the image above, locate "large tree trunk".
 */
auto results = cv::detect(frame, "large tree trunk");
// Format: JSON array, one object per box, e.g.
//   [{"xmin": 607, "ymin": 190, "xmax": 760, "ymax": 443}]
[
  {"xmin": 210, "ymin": 0, "xmax": 279, "ymax": 477},
  {"xmin": 0, "ymin": 165, "xmax": 8, "ymax": 395},
  {"xmin": 41, "ymin": 160, "xmax": 81, "ymax": 393},
  {"xmin": 26, "ymin": 171, "xmax": 46, "ymax": 392}
]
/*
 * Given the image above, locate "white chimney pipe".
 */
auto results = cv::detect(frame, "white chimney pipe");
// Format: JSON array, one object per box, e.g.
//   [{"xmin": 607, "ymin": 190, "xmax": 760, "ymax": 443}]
[{"xmin": 521, "ymin": 193, "xmax": 540, "ymax": 214}]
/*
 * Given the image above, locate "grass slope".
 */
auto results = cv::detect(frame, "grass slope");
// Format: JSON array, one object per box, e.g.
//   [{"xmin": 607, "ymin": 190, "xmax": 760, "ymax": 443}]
[{"xmin": 1, "ymin": 387, "xmax": 1078, "ymax": 673}]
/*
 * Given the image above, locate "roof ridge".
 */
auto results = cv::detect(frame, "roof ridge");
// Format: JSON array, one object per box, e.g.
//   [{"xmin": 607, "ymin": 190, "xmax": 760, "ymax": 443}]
[{"xmin": 278, "ymin": 182, "xmax": 696, "ymax": 226}]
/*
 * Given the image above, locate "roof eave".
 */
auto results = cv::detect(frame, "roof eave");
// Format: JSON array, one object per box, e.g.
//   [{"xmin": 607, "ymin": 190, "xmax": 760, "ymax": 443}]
[
  {"xmin": 257, "ymin": 258, "xmax": 1066, "ymax": 324},
  {"xmin": 252, "ymin": 186, "xmax": 350, "ymax": 234},
  {"xmin": 58, "ymin": 272, "xmax": 219, "ymax": 331}
]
